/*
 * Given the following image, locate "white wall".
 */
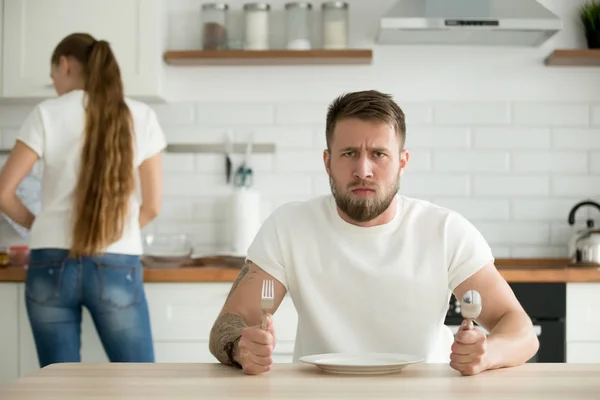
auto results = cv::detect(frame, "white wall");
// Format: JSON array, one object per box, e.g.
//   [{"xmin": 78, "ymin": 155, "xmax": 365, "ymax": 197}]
[{"xmin": 1, "ymin": 0, "xmax": 599, "ymax": 258}]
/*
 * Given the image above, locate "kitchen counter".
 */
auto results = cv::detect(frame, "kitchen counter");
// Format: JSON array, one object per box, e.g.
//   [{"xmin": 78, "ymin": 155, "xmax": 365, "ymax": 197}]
[
  {"xmin": 1, "ymin": 258, "xmax": 600, "ymax": 283},
  {"xmin": 0, "ymin": 362, "xmax": 598, "ymax": 399}
]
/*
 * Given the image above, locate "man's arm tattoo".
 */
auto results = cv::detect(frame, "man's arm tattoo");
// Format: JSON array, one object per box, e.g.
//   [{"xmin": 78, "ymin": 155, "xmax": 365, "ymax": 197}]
[
  {"xmin": 225, "ymin": 259, "xmax": 259, "ymax": 302},
  {"xmin": 209, "ymin": 312, "xmax": 248, "ymax": 365}
]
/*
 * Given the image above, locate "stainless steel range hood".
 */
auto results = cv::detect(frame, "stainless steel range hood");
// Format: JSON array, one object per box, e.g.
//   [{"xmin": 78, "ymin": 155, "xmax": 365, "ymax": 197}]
[{"xmin": 377, "ymin": 0, "xmax": 562, "ymax": 47}]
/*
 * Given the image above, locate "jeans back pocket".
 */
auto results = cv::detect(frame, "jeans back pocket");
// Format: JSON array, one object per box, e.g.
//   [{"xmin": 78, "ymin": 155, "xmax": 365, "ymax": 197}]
[
  {"xmin": 94, "ymin": 254, "xmax": 143, "ymax": 309},
  {"xmin": 26, "ymin": 262, "xmax": 65, "ymax": 304}
]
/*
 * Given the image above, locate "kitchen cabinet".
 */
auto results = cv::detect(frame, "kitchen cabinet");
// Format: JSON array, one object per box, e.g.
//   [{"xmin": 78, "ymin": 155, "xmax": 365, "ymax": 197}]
[
  {"xmin": 566, "ymin": 283, "xmax": 600, "ymax": 363},
  {"xmin": 145, "ymin": 283, "xmax": 298, "ymax": 364},
  {"xmin": 0, "ymin": 282, "xmax": 298, "ymax": 385},
  {"xmin": 2, "ymin": 0, "xmax": 164, "ymax": 101},
  {"xmin": 0, "ymin": 283, "xmax": 19, "ymax": 386}
]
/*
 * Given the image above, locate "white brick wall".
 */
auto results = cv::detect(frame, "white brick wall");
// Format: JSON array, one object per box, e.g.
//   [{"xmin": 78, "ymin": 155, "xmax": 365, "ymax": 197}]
[{"xmin": 1, "ymin": 0, "xmax": 599, "ymax": 259}]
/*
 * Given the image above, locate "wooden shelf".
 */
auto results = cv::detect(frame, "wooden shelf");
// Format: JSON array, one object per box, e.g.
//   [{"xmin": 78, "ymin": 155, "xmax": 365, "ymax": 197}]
[
  {"xmin": 163, "ymin": 49, "xmax": 373, "ymax": 66},
  {"xmin": 544, "ymin": 49, "xmax": 600, "ymax": 66}
]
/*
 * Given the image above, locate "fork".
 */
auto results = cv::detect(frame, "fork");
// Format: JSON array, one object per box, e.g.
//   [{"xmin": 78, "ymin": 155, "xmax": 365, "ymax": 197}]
[{"xmin": 260, "ymin": 279, "xmax": 274, "ymax": 330}]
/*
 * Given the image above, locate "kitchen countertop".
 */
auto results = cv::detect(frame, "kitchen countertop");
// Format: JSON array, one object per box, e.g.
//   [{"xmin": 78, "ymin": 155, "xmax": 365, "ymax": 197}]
[
  {"xmin": 0, "ymin": 362, "xmax": 598, "ymax": 399},
  {"xmin": 1, "ymin": 258, "xmax": 600, "ymax": 283}
]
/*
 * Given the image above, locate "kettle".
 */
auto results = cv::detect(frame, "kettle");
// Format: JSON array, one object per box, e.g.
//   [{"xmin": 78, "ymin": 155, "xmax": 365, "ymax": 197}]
[{"xmin": 568, "ymin": 200, "xmax": 600, "ymax": 265}]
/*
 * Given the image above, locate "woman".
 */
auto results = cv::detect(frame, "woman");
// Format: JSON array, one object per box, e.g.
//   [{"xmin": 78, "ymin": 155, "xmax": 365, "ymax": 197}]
[{"xmin": 0, "ymin": 33, "xmax": 165, "ymax": 367}]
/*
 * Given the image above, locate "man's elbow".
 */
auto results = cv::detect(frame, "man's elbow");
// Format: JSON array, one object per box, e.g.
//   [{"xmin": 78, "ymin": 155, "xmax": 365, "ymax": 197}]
[{"xmin": 527, "ymin": 326, "xmax": 540, "ymax": 357}]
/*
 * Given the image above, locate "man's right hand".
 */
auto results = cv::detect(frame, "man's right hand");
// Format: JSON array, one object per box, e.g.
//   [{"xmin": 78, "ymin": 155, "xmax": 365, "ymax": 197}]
[{"xmin": 237, "ymin": 314, "xmax": 276, "ymax": 375}]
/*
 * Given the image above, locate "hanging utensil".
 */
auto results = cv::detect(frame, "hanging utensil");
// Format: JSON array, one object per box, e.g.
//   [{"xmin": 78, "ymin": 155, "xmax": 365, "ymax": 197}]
[
  {"xmin": 224, "ymin": 130, "xmax": 233, "ymax": 184},
  {"xmin": 243, "ymin": 133, "xmax": 254, "ymax": 188}
]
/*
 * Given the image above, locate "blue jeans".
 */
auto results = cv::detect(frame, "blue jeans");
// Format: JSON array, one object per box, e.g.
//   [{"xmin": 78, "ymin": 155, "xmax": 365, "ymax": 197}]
[{"xmin": 25, "ymin": 249, "xmax": 154, "ymax": 367}]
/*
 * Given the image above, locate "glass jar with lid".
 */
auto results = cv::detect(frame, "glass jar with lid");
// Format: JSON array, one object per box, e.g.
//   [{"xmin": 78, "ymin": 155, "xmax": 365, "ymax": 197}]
[
  {"xmin": 322, "ymin": 1, "xmax": 348, "ymax": 49},
  {"xmin": 243, "ymin": 3, "xmax": 271, "ymax": 50},
  {"xmin": 285, "ymin": 2, "xmax": 313, "ymax": 50},
  {"xmin": 201, "ymin": 2, "xmax": 229, "ymax": 50}
]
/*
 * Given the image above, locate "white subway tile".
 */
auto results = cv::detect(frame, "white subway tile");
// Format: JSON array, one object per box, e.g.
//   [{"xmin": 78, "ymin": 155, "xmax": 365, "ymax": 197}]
[
  {"xmin": 192, "ymin": 197, "xmax": 227, "ymax": 221},
  {"xmin": 162, "ymin": 154, "xmax": 195, "ymax": 172},
  {"xmin": 512, "ymin": 199, "xmax": 584, "ymax": 221},
  {"xmin": 194, "ymin": 153, "xmax": 273, "ymax": 174},
  {"xmin": 551, "ymin": 222, "xmax": 587, "ymax": 246},
  {"xmin": 552, "ymin": 129, "xmax": 600, "ymax": 149},
  {"xmin": 433, "ymin": 102, "xmax": 510, "ymax": 125},
  {"xmin": 433, "ymin": 198, "xmax": 510, "ymax": 221},
  {"xmin": 511, "ymin": 151, "xmax": 588, "ymax": 173},
  {"xmin": 401, "ymin": 174, "xmax": 470, "ymax": 196},
  {"xmin": 473, "ymin": 128, "xmax": 550, "ymax": 149},
  {"xmin": 474, "ymin": 222, "xmax": 550, "ymax": 245},
  {"xmin": 491, "ymin": 246, "xmax": 511, "ymax": 258},
  {"xmin": 313, "ymin": 175, "xmax": 331, "ymax": 196},
  {"xmin": 236, "ymin": 127, "xmax": 314, "ymax": 149},
  {"xmin": 433, "ymin": 151, "xmax": 509, "ymax": 172},
  {"xmin": 270, "ymin": 194, "xmax": 315, "ymax": 211},
  {"xmin": 163, "ymin": 174, "xmax": 231, "ymax": 196},
  {"xmin": 314, "ymin": 126, "xmax": 327, "ymax": 150},
  {"xmin": 0, "ymin": 128, "xmax": 18, "ymax": 148},
  {"xmin": 275, "ymin": 150, "xmax": 324, "ymax": 173},
  {"xmin": 253, "ymin": 174, "xmax": 313, "ymax": 196},
  {"xmin": 165, "ymin": 127, "xmax": 226, "ymax": 144},
  {"xmin": 151, "ymin": 103, "xmax": 195, "ymax": 125},
  {"xmin": 592, "ymin": 104, "xmax": 600, "ymax": 126},
  {"xmin": 472, "ymin": 176, "xmax": 549, "ymax": 196},
  {"xmin": 590, "ymin": 152, "xmax": 600, "ymax": 173},
  {"xmin": 196, "ymin": 103, "xmax": 275, "ymax": 125},
  {"xmin": 551, "ymin": 176, "xmax": 600, "ymax": 197},
  {"xmin": 512, "ymin": 103, "xmax": 589, "ymax": 127},
  {"xmin": 406, "ymin": 127, "xmax": 470, "ymax": 149},
  {"xmin": 400, "ymin": 102, "xmax": 433, "ymax": 126},
  {"xmin": 510, "ymin": 246, "xmax": 568, "ymax": 258},
  {"xmin": 275, "ymin": 103, "xmax": 328, "ymax": 125},
  {"xmin": 0, "ymin": 106, "xmax": 35, "ymax": 127},
  {"xmin": 156, "ymin": 222, "xmax": 223, "ymax": 245},
  {"xmin": 156, "ymin": 198, "xmax": 193, "ymax": 221},
  {"xmin": 405, "ymin": 149, "xmax": 431, "ymax": 172}
]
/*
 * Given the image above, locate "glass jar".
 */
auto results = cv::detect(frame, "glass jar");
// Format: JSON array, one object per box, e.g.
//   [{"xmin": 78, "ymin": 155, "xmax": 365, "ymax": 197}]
[
  {"xmin": 322, "ymin": 1, "xmax": 348, "ymax": 49},
  {"xmin": 9, "ymin": 246, "xmax": 29, "ymax": 267},
  {"xmin": 201, "ymin": 3, "xmax": 229, "ymax": 50},
  {"xmin": 243, "ymin": 3, "xmax": 271, "ymax": 50},
  {"xmin": 0, "ymin": 246, "xmax": 8, "ymax": 268},
  {"xmin": 285, "ymin": 2, "xmax": 313, "ymax": 50}
]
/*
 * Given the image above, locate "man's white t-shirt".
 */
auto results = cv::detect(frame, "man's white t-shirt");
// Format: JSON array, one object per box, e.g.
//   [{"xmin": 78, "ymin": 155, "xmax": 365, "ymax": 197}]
[
  {"xmin": 246, "ymin": 194, "xmax": 494, "ymax": 363},
  {"xmin": 17, "ymin": 89, "xmax": 166, "ymax": 255}
]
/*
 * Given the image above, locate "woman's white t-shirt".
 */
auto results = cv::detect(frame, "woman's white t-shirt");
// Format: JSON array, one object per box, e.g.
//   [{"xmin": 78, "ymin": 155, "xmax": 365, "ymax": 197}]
[{"xmin": 17, "ymin": 89, "xmax": 166, "ymax": 255}]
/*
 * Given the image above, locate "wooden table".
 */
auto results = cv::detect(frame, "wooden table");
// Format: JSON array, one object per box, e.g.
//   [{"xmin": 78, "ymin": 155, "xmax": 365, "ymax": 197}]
[{"xmin": 0, "ymin": 363, "xmax": 599, "ymax": 399}]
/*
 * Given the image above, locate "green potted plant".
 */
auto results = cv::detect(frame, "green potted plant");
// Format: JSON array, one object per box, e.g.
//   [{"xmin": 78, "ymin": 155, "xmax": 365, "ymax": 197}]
[{"xmin": 580, "ymin": 0, "xmax": 600, "ymax": 48}]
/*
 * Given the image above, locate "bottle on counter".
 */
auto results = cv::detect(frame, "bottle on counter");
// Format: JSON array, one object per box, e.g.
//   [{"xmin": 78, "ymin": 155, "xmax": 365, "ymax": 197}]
[
  {"xmin": 243, "ymin": 3, "xmax": 271, "ymax": 50},
  {"xmin": 322, "ymin": 1, "xmax": 348, "ymax": 49},
  {"xmin": 0, "ymin": 246, "xmax": 8, "ymax": 268},
  {"xmin": 284, "ymin": 2, "xmax": 313, "ymax": 50},
  {"xmin": 201, "ymin": 2, "xmax": 229, "ymax": 50}
]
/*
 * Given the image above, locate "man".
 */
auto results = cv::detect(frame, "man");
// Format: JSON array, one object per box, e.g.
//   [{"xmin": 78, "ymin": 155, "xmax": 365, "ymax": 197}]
[{"xmin": 209, "ymin": 90, "xmax": 539, "ymax": 376}]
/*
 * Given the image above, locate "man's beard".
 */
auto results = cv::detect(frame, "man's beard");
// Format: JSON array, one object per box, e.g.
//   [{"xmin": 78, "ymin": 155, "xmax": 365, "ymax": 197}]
[{"xmin": 329, "ymin": 173, "xmax": 400, "ymax": 223}]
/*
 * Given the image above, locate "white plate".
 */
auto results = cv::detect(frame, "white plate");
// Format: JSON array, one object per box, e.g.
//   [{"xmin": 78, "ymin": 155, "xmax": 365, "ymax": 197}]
[{"xmin": 299, "ymin": 352, "xmax": 424, "ymax": 375}]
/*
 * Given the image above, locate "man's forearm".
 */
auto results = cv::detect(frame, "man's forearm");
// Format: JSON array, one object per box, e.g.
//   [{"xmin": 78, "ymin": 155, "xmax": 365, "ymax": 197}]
[
  {"xmin": 209, "ymin": 312, "xmax": 248, "ymax": 366},
  {"xmin": 486, "ymin": 310, "xmax": 539, "ymax": 369}
]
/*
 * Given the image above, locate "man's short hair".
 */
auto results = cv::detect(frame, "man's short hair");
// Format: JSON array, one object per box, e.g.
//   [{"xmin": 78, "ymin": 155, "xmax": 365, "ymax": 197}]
[{"xmin": 325, "ymin": 90, "xmax": 406, "ymax": 150}]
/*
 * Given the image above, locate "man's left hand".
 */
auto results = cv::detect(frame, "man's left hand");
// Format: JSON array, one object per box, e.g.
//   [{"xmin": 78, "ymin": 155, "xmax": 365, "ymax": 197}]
[{"xmin": 450, "ymin": 319, "xmax": 490, "ymax": 376}]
